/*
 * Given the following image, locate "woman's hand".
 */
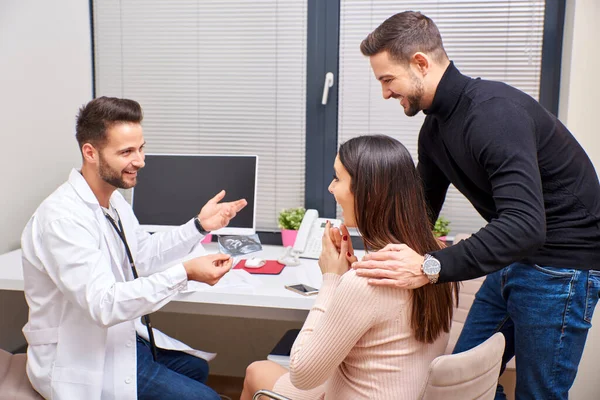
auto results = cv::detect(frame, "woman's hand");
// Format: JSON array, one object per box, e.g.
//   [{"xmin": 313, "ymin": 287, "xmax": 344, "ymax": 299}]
[
  {"xmin": 318, "ymin": 222, "xmax": 356, "ymax": 275},
  {"xmin": 328, "ymin": 225, "xmax": 357, "ymax": 262}
]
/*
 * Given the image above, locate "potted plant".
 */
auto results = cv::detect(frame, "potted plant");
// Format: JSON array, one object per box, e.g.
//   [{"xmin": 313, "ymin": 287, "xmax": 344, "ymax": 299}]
[
  {"xmin": 433, "ymin": 216, "xmax": 451, "ymax": 241},
  {"xmin": 278, "ymin": 207, "xmax": 306, "ymax": 247}
]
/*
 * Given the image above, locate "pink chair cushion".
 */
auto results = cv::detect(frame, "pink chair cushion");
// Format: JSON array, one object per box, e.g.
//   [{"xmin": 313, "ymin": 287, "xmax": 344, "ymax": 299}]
[{"xmin": 0, "ymin": 349, "xmax": 42, "ymax": 399}]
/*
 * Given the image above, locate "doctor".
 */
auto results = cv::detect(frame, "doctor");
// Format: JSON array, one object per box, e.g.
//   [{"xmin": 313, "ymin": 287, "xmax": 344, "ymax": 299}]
[{"xmin": 21, "ymin": 96, "xmax": 247, "ymax": 400}]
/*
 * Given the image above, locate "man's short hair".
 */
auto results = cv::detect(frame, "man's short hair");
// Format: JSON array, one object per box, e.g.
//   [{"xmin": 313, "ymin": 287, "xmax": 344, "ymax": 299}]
[
  {"xmin": 75, "ymin": 96, "xmax": 143, "ymax": 150},
  {"xmin": 360, "ymin": 11, "xmax": 448, "ymax": 65}
]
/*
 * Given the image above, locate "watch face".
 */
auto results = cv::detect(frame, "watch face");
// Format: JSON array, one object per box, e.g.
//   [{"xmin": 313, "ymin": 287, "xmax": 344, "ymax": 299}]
[{"xmin": 423, "ymin": 257, "xmax": 441, "ymax": 275}]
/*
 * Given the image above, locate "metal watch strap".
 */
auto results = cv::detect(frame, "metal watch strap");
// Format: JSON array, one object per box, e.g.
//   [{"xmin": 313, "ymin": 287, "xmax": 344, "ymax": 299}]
[{"xmin": 427, "ymin": 272, "xmax": 440, "ymax": 284}]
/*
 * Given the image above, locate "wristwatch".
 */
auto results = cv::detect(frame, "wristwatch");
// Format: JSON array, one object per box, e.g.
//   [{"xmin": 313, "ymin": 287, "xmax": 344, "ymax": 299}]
[
  {"xmin": 193, "ymin": 216, "xmax": 210, "ymax": 235},
  {"xmin": 422, "ymin": 254, "xmax": 441, "ymax": 284}
]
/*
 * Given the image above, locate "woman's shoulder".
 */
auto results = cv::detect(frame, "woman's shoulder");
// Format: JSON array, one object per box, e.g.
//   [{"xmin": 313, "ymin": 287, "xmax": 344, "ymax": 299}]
[{"xmin": 339, "ymin": 270, "xmax": 412, "ymax": 305}]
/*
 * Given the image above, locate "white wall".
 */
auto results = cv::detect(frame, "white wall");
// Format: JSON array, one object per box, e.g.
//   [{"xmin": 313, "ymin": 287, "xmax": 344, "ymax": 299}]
[
  {"xmin": 0, "ymin": 0, "xmax": 92, "ymax": 351},
  {"xmin": 0, "ymin": 0, "xmax": 92, "ymax": 253},
  {"xmin": 559, "ymin": 0, "xmax": 600, "ymax": 168},
  {"xmin": 558, "ymin": 1, "xmax": 600, "ymax": 399}
]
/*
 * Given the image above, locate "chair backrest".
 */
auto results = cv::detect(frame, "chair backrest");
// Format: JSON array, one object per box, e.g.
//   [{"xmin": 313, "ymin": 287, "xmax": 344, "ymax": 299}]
[
  {"xmin": 0, "ymin": 349, "xmax": 43, "ymax": 400},
  {"xmin": 252, "ymin": 389, "xmax": 292, "ymax": 400},
  {"xmin": 446, "ymin": 275, "xmax": 485, "ymax": 354},
  {"xmin": 419, "ymin": 332, "xmax": 505, "ymax": 400},
  {"xmin": 445, "ymin": 234, "xmax": 516, "ymax": 370},
  {"xmin": 445, "ymin": 233, "xmax": 484, "ymax": 355}
]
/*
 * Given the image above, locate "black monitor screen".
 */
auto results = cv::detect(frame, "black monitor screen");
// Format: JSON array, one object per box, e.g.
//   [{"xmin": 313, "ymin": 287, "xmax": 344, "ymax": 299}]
[{"xmin": 132, "ymin": 154, "xmax": 257, "ymax": 230}]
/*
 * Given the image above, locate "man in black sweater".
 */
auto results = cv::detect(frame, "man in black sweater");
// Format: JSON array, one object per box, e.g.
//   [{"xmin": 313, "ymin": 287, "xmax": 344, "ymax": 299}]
[{"xmin": 353, "ymin": 11, "xmax": 600, "ymax": 400}]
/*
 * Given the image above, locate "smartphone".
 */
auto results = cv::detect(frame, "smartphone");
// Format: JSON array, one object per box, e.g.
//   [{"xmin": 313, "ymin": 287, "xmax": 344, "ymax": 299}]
[{"xmin": 285, "ymin": 284, "xmax": 319, "ymax": 296}]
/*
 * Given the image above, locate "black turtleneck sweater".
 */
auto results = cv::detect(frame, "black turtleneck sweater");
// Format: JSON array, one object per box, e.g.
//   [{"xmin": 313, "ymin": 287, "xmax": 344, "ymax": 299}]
[{"xmin": 419, "ymin": 62, "xmax": 600, "ymax": 282}]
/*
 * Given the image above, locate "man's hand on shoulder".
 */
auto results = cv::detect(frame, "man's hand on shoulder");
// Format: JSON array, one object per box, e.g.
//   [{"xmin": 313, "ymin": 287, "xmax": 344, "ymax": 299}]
[
  {"xmin": 198, "ymin": 190, "xmax": 247, "ymax": 231},
  {"xmin": 183, "ymin": 253, "xmax": 233, "ymax": 286},
  {"xmin": 352, "ymin": 244, "xmax": 429, "ymax": 289}
]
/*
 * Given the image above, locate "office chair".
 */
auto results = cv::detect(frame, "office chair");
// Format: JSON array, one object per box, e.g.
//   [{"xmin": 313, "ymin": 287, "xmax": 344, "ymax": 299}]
[
  {"xmin": 446, "ymin": 274, "xmax": 485, "ymax": 354},
  {"xmin": 445, "ymin": 233, "xmax": 515, "ymax": 370},
  {"xmin": 0, "ymin": 348, "xmax": 42, "ymax": 399},
  {"xmin": 254, "ymin": 333, "xmax": 504, "ymax": 400},
  {"xmin": 419, "ymin": 332, "xmax": 505, "ymax": 400},
  {"xmin": 252, "ymin": 389, "xmax": 291, "ymax": 400},
  {"xmin": 446, "ymin": 233, "xmax": 481, "ymax": 354}
]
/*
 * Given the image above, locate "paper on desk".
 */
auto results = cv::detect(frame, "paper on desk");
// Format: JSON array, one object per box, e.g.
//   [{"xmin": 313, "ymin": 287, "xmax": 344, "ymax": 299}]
[
  {"xmin": 176, "ymin": 243, "xmax": 261, "ymax": 292},
  {"xmin": 182, "ymin": 268, "xmax": 261, "ymax": 293}
]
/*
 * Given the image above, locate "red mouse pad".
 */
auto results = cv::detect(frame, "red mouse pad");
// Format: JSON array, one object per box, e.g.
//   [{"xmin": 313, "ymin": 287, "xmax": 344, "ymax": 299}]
[{"xmin": 233, "ymin": 259, "xmax": 286, "ymax": 275}]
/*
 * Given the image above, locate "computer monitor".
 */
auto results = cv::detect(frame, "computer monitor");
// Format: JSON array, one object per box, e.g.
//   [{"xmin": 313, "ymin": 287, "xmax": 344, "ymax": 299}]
[{"xmin": 132, "ymin": 154, "xmax": 258, "ymax": 235}]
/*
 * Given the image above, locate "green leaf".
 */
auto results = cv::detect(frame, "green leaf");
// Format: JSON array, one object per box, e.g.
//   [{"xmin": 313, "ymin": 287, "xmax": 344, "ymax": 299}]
[
  {"xmin": 278, "ymin": 207, "xmax": 306, "ymax": 230},
  {"xmin": 433, "ymin": 216, "xmax": 451, "ymax": 237}
]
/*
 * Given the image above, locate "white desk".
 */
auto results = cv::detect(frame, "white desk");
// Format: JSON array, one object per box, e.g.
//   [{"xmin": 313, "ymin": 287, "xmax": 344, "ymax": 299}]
[{"xmin": 0, "ymin": 244, "xmax": 325, "ymax": 322}]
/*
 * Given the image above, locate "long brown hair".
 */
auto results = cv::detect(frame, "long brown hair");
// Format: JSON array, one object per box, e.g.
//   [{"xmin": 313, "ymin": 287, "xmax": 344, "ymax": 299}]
[{"xmin": 339, "ymin": 135, "xmax": 459, "ymax": 343}]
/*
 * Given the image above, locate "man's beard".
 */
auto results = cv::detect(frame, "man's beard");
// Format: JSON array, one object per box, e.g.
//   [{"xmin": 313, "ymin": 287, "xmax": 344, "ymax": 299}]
[
  {"xmin": 98, "ymin": 152, "xmax": 136, "ymax": 189},
  {"xmin": 404, "ymin": 73, "xmax": 425, "ymax": 117}
]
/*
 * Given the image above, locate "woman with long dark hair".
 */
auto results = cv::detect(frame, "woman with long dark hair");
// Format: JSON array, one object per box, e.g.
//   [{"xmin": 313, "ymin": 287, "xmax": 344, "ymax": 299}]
[{"xmin": 241, "ymin": 135, "xmax": 459, "ymax": 399}]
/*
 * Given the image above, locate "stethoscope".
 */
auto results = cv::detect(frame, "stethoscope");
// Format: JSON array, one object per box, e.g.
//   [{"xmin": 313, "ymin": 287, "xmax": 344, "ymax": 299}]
[{"xmin": 104, "ymin": 208, "xmax": 158, "ymax": 361}]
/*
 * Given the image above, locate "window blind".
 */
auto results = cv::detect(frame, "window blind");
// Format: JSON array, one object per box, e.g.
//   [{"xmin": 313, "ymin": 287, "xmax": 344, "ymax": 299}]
[
  {"xmin": 338, "ymin": 0, "xmax": 545, "ymax": 236},
  {"xmin": 93, "ymin": 0, "xmax": 307, "ymax": 230}
]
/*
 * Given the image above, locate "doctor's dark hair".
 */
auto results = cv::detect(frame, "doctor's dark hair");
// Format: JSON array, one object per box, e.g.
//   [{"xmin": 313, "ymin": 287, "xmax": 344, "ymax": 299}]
[
  {"xmin": 75, "ymin": 96, "xmax": 143, "ymax": 150},
  {"xmin": 360, "ymin": 11, "xmax": 448, "ymax": 65},
  {"xmin": 338, "ymin": 135, "xmax": 459, "ymax": 343}
]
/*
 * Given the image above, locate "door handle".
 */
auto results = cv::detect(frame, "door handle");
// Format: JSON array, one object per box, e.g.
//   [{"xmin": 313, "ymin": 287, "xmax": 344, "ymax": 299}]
[{"xmin": 321, "ymin": 72, "xmax": 335, "ymax": 105}]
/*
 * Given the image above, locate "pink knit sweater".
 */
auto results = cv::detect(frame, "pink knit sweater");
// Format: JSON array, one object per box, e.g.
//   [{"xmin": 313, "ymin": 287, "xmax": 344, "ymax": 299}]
[{"xmin": 273, "ymin": 271, "xmax": 449, "ymax": 399}]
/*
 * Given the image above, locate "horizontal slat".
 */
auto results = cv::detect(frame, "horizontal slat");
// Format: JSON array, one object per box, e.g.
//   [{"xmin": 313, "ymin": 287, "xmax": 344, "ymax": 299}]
[{"xmin": 94, "ymin": 0, "xmax": 308, "ymax": 230}]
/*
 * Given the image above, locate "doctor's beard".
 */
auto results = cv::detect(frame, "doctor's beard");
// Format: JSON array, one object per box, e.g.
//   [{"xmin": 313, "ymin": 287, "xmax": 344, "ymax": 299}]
[{"xmin": 98, "ymin": 151, "xmax": 137, "ymax": 189}]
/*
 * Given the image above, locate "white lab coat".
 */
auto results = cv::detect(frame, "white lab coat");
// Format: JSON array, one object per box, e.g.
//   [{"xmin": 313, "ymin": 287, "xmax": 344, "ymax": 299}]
[{"xmin": 21, "ymin": 169, "xmax": 214, "ymax": 400}]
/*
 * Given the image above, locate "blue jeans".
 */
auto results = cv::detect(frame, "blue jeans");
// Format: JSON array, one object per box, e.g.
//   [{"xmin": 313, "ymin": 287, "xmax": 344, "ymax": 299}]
[
  {"xmin": 137, "ymin": 335, "xmax": 220, "ymax": 400},
  {"xmin": 453, "ymin": 263, "xmax": 600, "ymax": 400}
]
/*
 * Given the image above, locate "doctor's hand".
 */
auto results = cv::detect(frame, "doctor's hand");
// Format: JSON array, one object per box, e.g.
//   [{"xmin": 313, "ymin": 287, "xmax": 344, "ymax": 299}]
[
  {"xmin": 198, "ymin": 190, "xmax": 247, "ymax": 231},
  {"xmin": 318, "ymin": 222, "xmax": 356, "ymax": 276},
  {"xmin": 352, "ymin": 244, "xmax": 429, "ymax": 289},
  {"xmin": 183, "ymin": 253, "xmax": 233, "ymax": 286}
]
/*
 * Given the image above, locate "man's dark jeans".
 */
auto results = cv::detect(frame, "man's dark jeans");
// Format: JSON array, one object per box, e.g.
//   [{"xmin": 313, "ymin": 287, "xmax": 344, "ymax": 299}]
[
  {"xmin": 137, "ymin": 335, "xmax": 220, "ymax": 400},
  {"xmin": 453, "ymin": 263, "xmax": 600, "ymax": 400}
]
